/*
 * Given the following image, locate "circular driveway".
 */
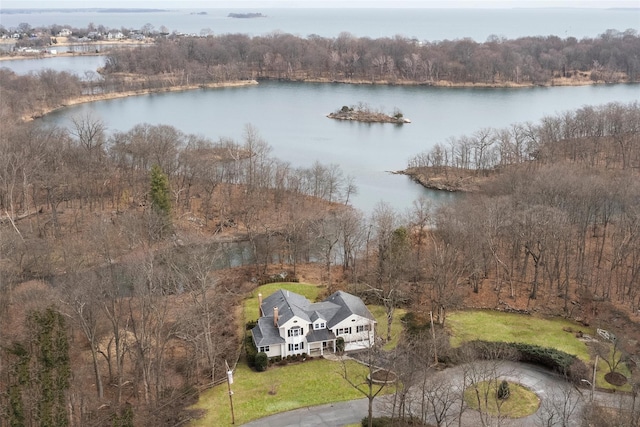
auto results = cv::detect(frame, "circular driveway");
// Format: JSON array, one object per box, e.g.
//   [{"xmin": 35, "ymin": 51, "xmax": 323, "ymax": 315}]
[{"xmin": 241, "ymin": 360, "xmax": 629, "ymax": 427}]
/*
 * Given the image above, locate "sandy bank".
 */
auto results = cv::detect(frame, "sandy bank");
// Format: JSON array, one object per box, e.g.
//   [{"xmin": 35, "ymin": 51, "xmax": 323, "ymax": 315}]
[
  {"xmin": 274, "ymin": 75, "xmax": 623, "ymax": 88},
  {"xmin": 25, "ymin": 80, "xmax": 259, "ymax": 121}
]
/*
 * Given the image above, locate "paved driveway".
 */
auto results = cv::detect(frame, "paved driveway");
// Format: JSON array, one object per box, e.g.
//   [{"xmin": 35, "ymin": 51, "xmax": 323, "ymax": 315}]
[{"xmin": 241, "ymin": 361, "xmax": 631, "ymax": 427}]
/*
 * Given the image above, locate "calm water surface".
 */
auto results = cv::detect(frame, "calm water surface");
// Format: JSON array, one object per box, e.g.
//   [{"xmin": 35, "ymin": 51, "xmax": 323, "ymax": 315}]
[
  {"xmin": 0, "ymin": 55, "xmax": 105, "ymax": 76},
  {"xmin": 1, "ymin": 8, "xmax": 638, "ymax": 41},
  {"xmin": 42, "ymin": 81, "xmax": 640, "ymax": 214},
  {"xmin": 5, "ymin": 7, "xmax": 639, "ymax": 213}
]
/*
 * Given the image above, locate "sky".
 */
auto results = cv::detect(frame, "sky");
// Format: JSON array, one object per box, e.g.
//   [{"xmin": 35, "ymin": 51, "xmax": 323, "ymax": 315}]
[{"xmin": 2, "ymin": 0, "xmax": 639, "ymax": 8}]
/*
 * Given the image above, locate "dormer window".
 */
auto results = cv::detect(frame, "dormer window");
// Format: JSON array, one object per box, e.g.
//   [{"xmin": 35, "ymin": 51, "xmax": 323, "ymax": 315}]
[{"xmin": 313, "ymin": 322, "xmax": 326, "ymax": 330}]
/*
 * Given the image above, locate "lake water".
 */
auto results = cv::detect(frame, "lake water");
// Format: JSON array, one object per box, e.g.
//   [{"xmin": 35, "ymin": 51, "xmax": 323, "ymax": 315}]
[
  {"xmin": 41, "ymin": 81, "xmax": 640, "ymax": 214},
  {"xmin": 0, "ymin": 55, "xmax": 105, "ymax": 76},
  {"xmin": 1, "ymin": 8, "xmax": 638, "ymax": 41},
  {"xmin": 4, "ymin": 7, "xmax": 639, "ymax": 213}
]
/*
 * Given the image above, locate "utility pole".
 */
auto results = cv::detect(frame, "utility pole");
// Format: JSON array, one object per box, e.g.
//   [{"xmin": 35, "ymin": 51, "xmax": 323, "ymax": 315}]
[
  {"xmin": 430, "ymin": 311, "xmax": 438, "ymax": 366},
  {"xmin": 591, "ymin": 355, "xmax": 598, "ymax": 402},
  {"xmin": 225, "ymin": 360, "xmax": 235, "ymax": 424}
]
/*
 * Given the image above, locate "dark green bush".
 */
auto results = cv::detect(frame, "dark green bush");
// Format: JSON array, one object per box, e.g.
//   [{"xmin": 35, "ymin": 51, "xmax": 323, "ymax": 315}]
[
  {"xmin": 401, "ymin": 312, "xmax": 431, "ymax": 336},
  {"xmin": 245, "ymin": 320, "xmax": 257, "ymax": 330},
  {"xmin": 245, "ymin": 334, "xmax": 257, "ymax": 368},
  {"xmin": 457, "ymin": 340, "xmax": 589, "ymax": 383},
  {"xmin": 361, "ymin": 416, "xmax": 393, "ymax": 427},
  {"xmin": 336, "ymin": 337, "xmax": 345, "ymax": 353},
  {"xmin": 255, "ymin": 352, "xmax": 268, "ymax": 372},
  {"xmin": 497, "ymin": 380, "xmax": 510, "ymax": 400},
  {"xmin": 361, "ymin": 416, "xmax": 427, "ymax": 427},
  {"xmin": 510, "ymin": 342, "xmax": 578, "ymax": 375}
]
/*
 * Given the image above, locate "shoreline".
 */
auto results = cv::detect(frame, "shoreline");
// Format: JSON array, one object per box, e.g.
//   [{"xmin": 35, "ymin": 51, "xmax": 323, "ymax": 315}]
[
  {"xmin": 327, "ymin": 109, "xmax": 411, "ymax": 124},
  {"xmin": 267, "ymin": 75, "xmax": 631, "ymax": 88},
  {"xmin": 0, "ymin": 51, "xmax": 106, "ymax": 62},
  {"xmin": 0, "ymin": 38, "xmax": 150, "ymax": 62},
  {"xmin": 397, "ymin": 166, "xmax": 494, "ymax": 193},
  {"xmin": 15, "ymin": 72, "xmax": 635, "ymax": 123},
  {"xmin": 1, "ymin": 49, "xmax": 631, "ymax": 89},
  {"xmin": 24, "ymin": 80, "xmax": 259, "ymax": 121}
]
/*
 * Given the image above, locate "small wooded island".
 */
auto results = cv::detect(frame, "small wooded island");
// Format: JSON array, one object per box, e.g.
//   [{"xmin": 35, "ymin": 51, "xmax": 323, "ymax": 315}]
[
  {"xmin": 228, "ymin": 12, "xmax": 266, "ymax": 18},
  {"xmin": 327, "ymin": 105, "xmax": 411, "ymax": 124}
]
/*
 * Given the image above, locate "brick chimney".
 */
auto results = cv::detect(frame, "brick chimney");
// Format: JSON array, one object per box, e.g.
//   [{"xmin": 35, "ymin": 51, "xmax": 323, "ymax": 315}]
[
  {"xmin": 273, "ymin": 307, "xmax": 279, "ymax": 327},
  {"xmin": 258, "ymin": 293, "xmax": 263, "ymax": 317}
]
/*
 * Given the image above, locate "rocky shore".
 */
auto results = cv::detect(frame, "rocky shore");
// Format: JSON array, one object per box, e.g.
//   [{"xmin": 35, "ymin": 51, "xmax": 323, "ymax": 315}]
[
  {"xmin": 398, "ymin": 166, "xmax": 493, "ymax": 192},
  {"xmin": 327, "ymin": 105, "xmax": 411, "ymax": 124}
]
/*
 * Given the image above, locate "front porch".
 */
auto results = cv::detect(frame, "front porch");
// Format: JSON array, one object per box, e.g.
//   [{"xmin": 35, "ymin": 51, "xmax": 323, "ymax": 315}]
[
  {"xmin": 308, "ymin": 339, "xmax": 337, "ymax": 356},
  {"xmin": 307, "ymin": 328, "xmax": 337, "ymax": 356}
]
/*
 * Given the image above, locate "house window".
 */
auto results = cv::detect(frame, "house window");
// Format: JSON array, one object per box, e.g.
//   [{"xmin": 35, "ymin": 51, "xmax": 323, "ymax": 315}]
[
  {"xmin": 288, "ymin": 342, "xmax": 305, "ymax": 352},
  {"xmin": 259, "ymin": 346, "xmax": 270, "ymax": 353},
  {"xmin": 288, "ymin": 327, "xmax": 302, "ymax": 337},
  {"xmin": 314, "ymin": 322, "xmax": 326, "ymax": 330},
  {"xmin": 356, "ymin": 325, "xmax": 371, "ymax": 333},
  {"xmin": 335, "ymin": 327, "xmax": 351, "ymax": 335}
]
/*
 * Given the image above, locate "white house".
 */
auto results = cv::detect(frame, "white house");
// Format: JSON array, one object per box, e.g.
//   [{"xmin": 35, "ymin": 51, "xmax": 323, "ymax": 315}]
[
  {"xmin": 252, "ymin": 289, "xmax": 376, "ymax": 358},
  {"xmin": 107, "ymin": 32, "xmax": 125, "ymax": 40}
]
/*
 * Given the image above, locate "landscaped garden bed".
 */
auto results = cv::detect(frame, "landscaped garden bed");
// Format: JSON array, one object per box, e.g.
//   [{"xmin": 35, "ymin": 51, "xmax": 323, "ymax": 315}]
[{"xmin": 464, "ymin": 380, "xmax": 540, "ymax": 418}]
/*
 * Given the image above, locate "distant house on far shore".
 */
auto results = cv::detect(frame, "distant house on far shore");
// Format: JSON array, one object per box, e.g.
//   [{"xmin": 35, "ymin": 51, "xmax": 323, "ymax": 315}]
[
  {"xmin": 107, "ymin": 32, "xmax": 124, "ymax": 40},
  {"xmin": 252, "ymin": 289, "xmax": 376, "ymax": 358}
]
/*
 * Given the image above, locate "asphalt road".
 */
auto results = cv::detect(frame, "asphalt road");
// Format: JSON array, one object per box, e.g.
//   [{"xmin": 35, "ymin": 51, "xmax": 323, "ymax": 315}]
[{"xmin": 240, "ymin": 361, "xmax": 632, "ymax": 427}]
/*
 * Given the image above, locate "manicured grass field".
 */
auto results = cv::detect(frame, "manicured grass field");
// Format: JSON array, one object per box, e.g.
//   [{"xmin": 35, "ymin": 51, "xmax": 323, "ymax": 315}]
[
  {"xmin": 447, "ymin": 310, "xmax": 633, "ymax": 391},
  {"xmin": 190, "ymin": 359, "xmax": 379, "ymax": 426},
  {"xmin": 447, "ymin": 311, "xmax": 594, "ymax": 361},
  {"xmin": 464, "ymin": 381, "xmax": 540, "ymax": 418}
]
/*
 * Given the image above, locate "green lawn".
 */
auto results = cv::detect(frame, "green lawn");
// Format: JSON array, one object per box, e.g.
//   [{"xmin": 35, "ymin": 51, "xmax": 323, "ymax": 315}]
[
  {"xmin": 447, "ymin": 311, "xmax": 594, "ymax": 361},
  {"xmin": 447, "ymin": 310, "xmax": 634, "ymax": 391},
  {"xmin": 190, "ymin": 359, "xmax": 384, "ymax": 426},
  {"xmin": 190, "ymin": 282, "xmax": 399, "ymax": 425},
  {"xmin": 595, "ymin": 353, "xmax": 633, "ymax": 392},
  {"xmin": 464, "ymin": 381, "xmax": 540, "ymax": 418},
  {"xmin": 369, "ymin": 306, "xmax": 406, "ymax": 350}
]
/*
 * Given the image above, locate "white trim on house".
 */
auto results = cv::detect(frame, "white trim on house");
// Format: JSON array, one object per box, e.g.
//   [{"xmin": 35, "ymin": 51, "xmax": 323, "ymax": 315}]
[{"xmin": 252, "ymin": 290, "xmax": 376, "ymax": 358}]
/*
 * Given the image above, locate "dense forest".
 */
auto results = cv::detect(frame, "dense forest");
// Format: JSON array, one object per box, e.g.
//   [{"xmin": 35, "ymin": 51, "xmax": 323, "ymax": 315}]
[
  {"xmin": 1, "ymin": 33, "xmax": 639, "ymax": 426},
  {"xmin": 101, "ymin": 29, "xmax": 640, "ymax": 85},
  {"xmin": 406, "ymin": 102, "xmax": 640, "ymax": 313},
  {"xmin": 2, "ymin": 29, "xmax": 639, "ymax": 121}
]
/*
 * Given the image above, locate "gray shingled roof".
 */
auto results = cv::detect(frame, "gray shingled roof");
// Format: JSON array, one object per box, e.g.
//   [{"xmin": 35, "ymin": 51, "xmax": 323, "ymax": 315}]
[
  {"xmin": 252, "ymin": 317, "xmax": 286, "ymax": 346},
  {"xmin": 253, "ymin": 289, "xmax": 375, "ymax": 347},
  {"xmin": 261, "ymin": 289, "xmax": 312, "ymax": 326},
  {"xmin": 307, "ymin": 301, "xmax": 341, "ymax": 322},
  {"xmin": 306, "ymin": 328, "xmax": 337, "ymax": 343},
  {"xmin": 324, "ymin": 291, "xmax": 376, "ymax": 328}
]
